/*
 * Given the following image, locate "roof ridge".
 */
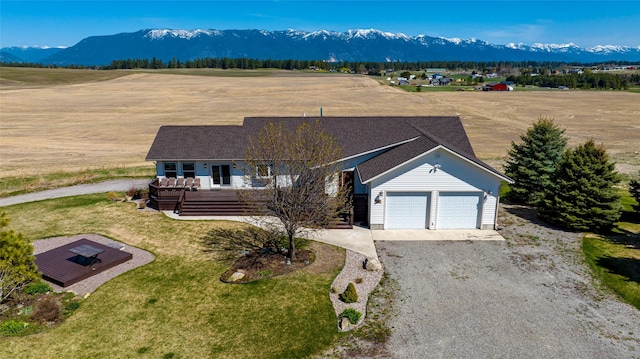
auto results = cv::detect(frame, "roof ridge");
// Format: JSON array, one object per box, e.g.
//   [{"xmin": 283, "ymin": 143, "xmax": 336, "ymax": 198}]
[{"xmin": 404, "ymin": 120, "xmax": 449, "ymax": 148}]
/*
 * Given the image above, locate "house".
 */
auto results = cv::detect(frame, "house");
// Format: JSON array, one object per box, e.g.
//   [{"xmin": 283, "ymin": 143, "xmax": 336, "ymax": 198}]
[
  {"xmin": 146, "ymin": 116, "xmax": 512, "ymax": 230},
  {"xmin": 430, "ymin": 77, "xmax": 451, "ymax": 86}
]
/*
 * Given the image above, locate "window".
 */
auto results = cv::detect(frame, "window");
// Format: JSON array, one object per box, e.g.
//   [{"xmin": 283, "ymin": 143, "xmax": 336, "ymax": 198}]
[
  {"xmin": 182, "ymin": 162, "xmax": 195, "ymax": 178},
  {"xmin": 164, "ymin": 162, "xmax": 177, "ymax": 178},
  {"xmin": 256, "ymin": 164, "xmax": 272, "ymax": 178}
]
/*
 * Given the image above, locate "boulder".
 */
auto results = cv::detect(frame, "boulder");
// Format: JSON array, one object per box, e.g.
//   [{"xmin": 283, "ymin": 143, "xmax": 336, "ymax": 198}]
[
  {"xmin": 339, "ymin": 316, "xmax": 352, "ymax": 331},
  {"xmin": 364, "ymin": 257, "xmax": 382, "ymax": 271},
  {"xmin": 230, "ymin": 272, "xmax": 245, "ymax": 282}
]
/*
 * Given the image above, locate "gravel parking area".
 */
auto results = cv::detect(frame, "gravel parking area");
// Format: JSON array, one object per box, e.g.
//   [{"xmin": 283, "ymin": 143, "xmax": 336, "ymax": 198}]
[
  {"xmin": 376, "ymin": 205, "xmax": 640, "ymax": 359},
  {"xmin": 33, "ymin": 233, "xmax": 155, "ymax": 296}
]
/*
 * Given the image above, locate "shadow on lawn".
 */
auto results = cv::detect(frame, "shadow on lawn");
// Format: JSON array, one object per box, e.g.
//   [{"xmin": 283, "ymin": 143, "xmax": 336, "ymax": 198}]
[
  {"xmin": 605, "ymin": 229, "xmax": 640, "ymax": 250},
  {"xmin": 501, "ymin": 204, "xmax": 565, "ymax": 230},
  {"xmin": 596, "ymin": 256, "xmax": 640, "ymax": 285}
]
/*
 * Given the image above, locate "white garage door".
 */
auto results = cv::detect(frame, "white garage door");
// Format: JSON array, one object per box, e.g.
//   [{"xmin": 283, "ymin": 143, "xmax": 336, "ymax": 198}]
[
  {"xmin": 385, "ymin": 192, "xmax": 429, "ymax": 229},
  {"xmin": 437, "ymin": 192, "xmax": 481, "ymax": 229}
]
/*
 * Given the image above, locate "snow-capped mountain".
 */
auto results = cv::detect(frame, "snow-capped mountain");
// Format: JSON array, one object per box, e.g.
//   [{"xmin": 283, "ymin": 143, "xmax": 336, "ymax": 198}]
[{"xmin": 2, "ymin": 28, "xmax": 638, "ymax": 66}]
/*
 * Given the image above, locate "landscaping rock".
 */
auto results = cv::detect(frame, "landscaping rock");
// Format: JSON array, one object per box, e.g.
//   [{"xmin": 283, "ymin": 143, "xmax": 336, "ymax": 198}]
[
  {"xmin": 229, "ymin": 272, "xmax": 245, "ymax": 282},
  {"xmin": 363, "ymin": 257, "xmax": 382, "ymax": 271},
  {"xmin": 339, "ymin": 316, "xmax": 352, "ymax": 331}
]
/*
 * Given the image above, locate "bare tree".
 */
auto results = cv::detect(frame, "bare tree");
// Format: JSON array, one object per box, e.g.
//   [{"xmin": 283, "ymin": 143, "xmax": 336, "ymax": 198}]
[{"xmin": 239, "ymin": 120, "xmax": 351, "ymax": 261}]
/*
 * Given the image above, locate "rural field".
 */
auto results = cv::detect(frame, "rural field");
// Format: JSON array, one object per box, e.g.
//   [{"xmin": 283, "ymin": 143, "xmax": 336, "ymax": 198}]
[{"xmin": 1, "ymin": 68, "xmax": 639, "ymax": 180}]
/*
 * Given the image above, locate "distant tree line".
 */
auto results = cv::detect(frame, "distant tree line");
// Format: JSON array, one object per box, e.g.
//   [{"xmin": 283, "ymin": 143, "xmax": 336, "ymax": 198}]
[
  {"xmin": 104, "ymin": 57, "xmax": 333, "ymax": 71},
  {"xmin": 2, "ymin": 58, "xmax": 638, "ymax": 73},
  {"xmin": 2, "ymin": 58, "xmax": 639, "ymax": 89},
  {"xmin": 102, "ymin": 58, "xmax": 638, "ymax": 74},
  {"xmin": 505, "ymin": 72, "xmax": 631, "ymax": 90}
]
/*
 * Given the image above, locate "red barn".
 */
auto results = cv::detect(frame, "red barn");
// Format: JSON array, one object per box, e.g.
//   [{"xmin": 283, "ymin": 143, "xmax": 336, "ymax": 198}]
[{"xmin": 483, "ymin": 82, "xmax": 509, "ymax": 91}]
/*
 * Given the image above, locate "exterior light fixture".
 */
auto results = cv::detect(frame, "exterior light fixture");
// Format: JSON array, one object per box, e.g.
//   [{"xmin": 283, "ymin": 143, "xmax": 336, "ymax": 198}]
[{"xmin": 203, "ymin": 163, "xmax": 207, "ymax": 169}]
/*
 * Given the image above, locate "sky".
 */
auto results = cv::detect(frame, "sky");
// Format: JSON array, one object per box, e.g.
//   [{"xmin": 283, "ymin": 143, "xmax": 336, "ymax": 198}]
[{"xmin": 1, "ymin": 0, "xmax": 639, "ymax": 49}]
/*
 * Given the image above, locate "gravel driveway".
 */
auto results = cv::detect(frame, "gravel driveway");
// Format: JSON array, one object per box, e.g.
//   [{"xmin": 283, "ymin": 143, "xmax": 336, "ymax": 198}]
[{"xmin": 376, "ymin": 205, "xmax": 640, "ymax": 359}]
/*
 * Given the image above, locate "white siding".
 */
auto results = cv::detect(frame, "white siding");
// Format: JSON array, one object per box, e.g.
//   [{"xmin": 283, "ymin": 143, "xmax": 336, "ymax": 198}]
[{"xmin": 369, "ymin": 148, "xmax": 501, "ymax": 229}]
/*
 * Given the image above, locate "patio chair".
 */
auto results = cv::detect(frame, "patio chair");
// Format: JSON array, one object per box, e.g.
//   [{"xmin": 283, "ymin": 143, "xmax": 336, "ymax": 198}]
[
  {"xmin": 185, "ymin": 178, "xmax": 194, "ymax": 190},
  {"xmin": 193, "ymin": 178, "xmax": 201, "ymax": 190},
  {"xmin": 160, "ymin": 178, "xmax": 169, "ymax": 187},
  {"xmin": 167, "ymin": 178, "xmax": 176, "ymax": 187},
  {"xmin": 176, "ymin": 178, "xmax": 185, "ymax": 188}
]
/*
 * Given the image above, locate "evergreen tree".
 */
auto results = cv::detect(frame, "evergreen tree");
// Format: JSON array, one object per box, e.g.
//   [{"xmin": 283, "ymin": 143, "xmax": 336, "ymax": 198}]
[
  {"xmin": 0, "ymin": 210, "xmax": 39, "ymax": 302},
  {"xmin": 630, "ymin": 174, "xmax": 640, "ymax": 214},
  {"xmin": 538, "ymin": 139, "xmax": 621, "ymax": 232},
  {"xmin": 504, "ymin": 117, "xmax": 568, "ymax": 205}
]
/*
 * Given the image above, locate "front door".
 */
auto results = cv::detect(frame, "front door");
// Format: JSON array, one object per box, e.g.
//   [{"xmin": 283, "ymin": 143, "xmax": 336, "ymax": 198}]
[{"xmin": 211, "ymin": 165, "xmax": 231, "ymax": 187}]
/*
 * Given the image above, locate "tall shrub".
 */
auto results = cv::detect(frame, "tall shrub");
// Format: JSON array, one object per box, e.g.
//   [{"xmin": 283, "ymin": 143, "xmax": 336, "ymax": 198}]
[
  {"xmin": 538, "ymin": 139, "xmax": 621, "ymax": 231},
  {"xmin": 505, "ymin": 117, "xmax": 567, "ymax": 206}
]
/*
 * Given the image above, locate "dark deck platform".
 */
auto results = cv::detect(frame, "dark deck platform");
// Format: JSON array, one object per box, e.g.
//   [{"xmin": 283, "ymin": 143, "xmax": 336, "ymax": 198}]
[{"xmin": 35, "ymin": 238, "xmax": 133, "ymax": 287}]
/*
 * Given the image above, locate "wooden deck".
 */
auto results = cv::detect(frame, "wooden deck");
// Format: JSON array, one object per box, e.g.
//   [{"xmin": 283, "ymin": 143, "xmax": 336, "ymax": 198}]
[
  {"xmin": 147, "ymin": 179, "xmax": 363, "ymax": 229},
  {"xmin": 35, "ymin": 238, "xmax": 133, "ymax": 287}
]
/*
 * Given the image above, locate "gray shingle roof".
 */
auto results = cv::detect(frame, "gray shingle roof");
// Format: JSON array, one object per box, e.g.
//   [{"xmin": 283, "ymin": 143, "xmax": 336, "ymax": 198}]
[{"xmin": 145, "ymin": 116, "xmax": 508, "ymax": 181}]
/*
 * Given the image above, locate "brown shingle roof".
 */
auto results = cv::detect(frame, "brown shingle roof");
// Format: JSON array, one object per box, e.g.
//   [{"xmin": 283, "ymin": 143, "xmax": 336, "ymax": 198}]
[
  {"xmin": 356, "ymin": 136, "xmax": 439, "ymax": 182},
  {"xmin": 145, "ymin": 116, "xmax": 508, "ymax": 181},
  {"xmin": 146, "ymin": 125, "xmax": 247, "ymax": 160}
]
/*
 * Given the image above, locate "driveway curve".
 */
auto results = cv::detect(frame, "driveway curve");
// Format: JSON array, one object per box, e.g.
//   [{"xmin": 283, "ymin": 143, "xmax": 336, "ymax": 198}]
[{"xmin": 0, "ymin": 179, "xmax": 150, "ymax": 207}]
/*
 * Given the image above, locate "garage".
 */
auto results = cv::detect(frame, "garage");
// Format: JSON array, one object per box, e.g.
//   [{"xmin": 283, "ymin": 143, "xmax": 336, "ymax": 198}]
[
  {"xmin": 436, "ymin": 192, "xmax": 481, "ymax": 229},
  {"xmin": 385, "ymin": 192, "xmax": 430, "ymax": 229}
]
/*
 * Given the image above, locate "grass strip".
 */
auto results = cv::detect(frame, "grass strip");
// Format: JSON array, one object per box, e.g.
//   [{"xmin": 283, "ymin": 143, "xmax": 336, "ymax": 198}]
[
  {"xmin": 0, "ymin": 166, "xmax": 155, "ymax": 198},
  {"xmin": 582, "ymin": 227, "xmax": 640, "ymax": 310}
]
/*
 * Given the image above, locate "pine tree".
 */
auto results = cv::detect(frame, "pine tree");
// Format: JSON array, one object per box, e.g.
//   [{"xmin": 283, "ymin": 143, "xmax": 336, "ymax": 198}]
[
  {"xmin": 505, "ymin": 117, "xmax": 568, "ymax": 205},
  {"xmin": 0, "ymin": 210, "xmax": 39, "ymax": 302},
  {"xmin": 538, "ymin": 139, "xmax": 621, "ymax": 232}
]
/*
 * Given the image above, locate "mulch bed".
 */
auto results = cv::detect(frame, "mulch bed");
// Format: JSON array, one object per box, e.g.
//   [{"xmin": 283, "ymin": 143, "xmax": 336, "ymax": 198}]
[{"xmin": 220, "ymin": 249, "xmax": 315, "ymax": 283}]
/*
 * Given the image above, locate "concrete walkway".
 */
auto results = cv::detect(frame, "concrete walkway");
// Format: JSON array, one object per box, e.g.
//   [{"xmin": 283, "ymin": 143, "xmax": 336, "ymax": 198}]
[
  {"xmin": 162, "ymin": 212, "xmax": 505, "ymax": 259},
  {"xmin": 0, "ymin": 179, "xmax": 150, "ymax": 207},
  {"xmin": 0, "ymin": 180, "xmax": 504, "ymax": 261}
]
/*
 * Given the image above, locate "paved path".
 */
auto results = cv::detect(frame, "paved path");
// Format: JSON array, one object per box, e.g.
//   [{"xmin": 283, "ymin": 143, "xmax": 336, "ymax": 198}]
[{"xmin": 0, "ymin": 179, "xmax": 150, "ymax": 207}]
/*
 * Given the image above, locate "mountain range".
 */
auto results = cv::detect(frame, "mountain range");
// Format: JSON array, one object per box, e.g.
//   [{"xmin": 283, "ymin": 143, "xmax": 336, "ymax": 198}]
[{"xmin": 2, "ymin": 28, "xmax": 639, "ymax": 66}]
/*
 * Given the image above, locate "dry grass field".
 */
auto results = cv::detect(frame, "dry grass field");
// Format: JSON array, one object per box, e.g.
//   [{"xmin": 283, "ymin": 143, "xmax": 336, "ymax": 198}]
[{"xmin": 1, "ymin": 69, "xmax": 639, "ymax": 179}]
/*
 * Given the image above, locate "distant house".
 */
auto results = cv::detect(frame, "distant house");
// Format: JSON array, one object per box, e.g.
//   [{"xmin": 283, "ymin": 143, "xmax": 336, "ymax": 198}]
[
  {"xmin": 146, "ymin": 116, "xmax": 511, "ymax": 230},
  {"xmin": 432, "ymin": 73, "xmax": 444, "ymax": 79},
  {"xmin": 430, "ymin": 77, "xmax": 451, "ymax": 86}
]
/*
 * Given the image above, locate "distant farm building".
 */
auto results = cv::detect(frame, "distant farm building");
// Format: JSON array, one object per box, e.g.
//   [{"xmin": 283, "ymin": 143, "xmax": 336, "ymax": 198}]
[{"xmin": 483, "ymin": 82, "xmax": 512, "ymax": 91}]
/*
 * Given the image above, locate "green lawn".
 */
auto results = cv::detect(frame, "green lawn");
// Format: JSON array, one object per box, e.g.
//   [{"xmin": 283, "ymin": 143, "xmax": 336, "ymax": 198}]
[
  {"xmin": 0, "ymin": 194, "xmax": 344, "ymax": 358},
  {"xmin": 582, "ymin": 190, "xmax": 640, "ymax": 310}
]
